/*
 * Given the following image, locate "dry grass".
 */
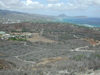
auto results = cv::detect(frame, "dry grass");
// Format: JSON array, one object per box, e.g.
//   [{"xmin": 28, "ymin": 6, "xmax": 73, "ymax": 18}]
[
  {"xmin": 32, "ymin": 57, "xmax": 68, "ymax": 71},
  {"xmin": 0, "ymin": 59, "xmax": 16, "ymax": 70},
  {"xmin": 81, "ymin": 38, "xmax": 100, "ymax": 47},
  {"xmin": 0, "ymin": 59, "xmax": 11, "ymax": 70},
  {"xmin": 37, "ymin": 57, "xmax": 68, "ymax": 66},
  {"xmin": 28, "ymin": 33, "xmax": 57, "ymax": 43},
  {"xmin": 0, "ymin": 53, "xmax": 5, "ymax": 56}
]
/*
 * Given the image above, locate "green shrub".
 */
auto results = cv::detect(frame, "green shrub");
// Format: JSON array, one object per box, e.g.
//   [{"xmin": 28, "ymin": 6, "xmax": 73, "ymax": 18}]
[
  {"xmin": 93, "ymin": 54, "xmax": 100, "ymax": 59},
  {"xmin": 8, "ymin": 37, "xmax": 26, "ymax": 41},
  {"xmin": 72, "ymin": 54, "xmax": 86, "ymax": 61}
]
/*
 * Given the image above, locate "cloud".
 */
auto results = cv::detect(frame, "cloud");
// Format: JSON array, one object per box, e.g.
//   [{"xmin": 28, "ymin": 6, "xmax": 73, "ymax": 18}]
[
  {"xmin": 0, "ymin": 0, "xmax": 100, "ymax": 12},
  {"xmin": 47, "ymin": 0, "xmax": 59, "ymax": 2},
  {"xmin": 0, "ymin": 0, "xmax": 44, "ymax": 10},
  {"xmin": 93, "ymin": 0, "xmax": 100, "ymax": 5},
  {"xmin": 26, "ymin": 0, "xmax": 33, "ymax": 5},
  {"xmin": 0, "ymin": 1, "xmax": 7, "ymax": 8},
  {"xmin": 47, "ymin": 0, "xmax": 91, "ymax": 11},
  {"xmin": 48, "ymin": 3, "xmax": 63, "ymax": 8},
  {"xmin": 0, "ymin": 0, "xmax": 24, "ymax": 9},
  {"xmin": 25, "ymin": 0, "xmax": 44, "ymax": 9}
]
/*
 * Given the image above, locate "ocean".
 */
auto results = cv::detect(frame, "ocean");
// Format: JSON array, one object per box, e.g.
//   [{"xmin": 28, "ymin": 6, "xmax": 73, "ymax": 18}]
[{"xmin": 58, "ymin": 17, "xmax": 100, "ymax": 27}]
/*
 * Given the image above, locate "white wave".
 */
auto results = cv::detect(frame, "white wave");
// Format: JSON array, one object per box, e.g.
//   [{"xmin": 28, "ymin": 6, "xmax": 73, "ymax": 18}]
[{"xmin": 78, "ymin": 24, "xmax": 95, "ymax": 27}]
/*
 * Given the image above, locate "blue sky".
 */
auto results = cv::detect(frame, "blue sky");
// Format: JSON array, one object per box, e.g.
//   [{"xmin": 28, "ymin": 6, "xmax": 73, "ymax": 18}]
[{"xmin": 0, "ymin": 0, "xmax": 100, "ymax": 17}]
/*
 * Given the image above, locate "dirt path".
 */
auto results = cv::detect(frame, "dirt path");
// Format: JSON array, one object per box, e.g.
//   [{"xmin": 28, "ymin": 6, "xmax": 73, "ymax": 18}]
[
  {"xmin": 13, "ymin": 45, "xmax": 96, "ymax": 65},
  {"xmin": 14, "ymin": 56, "xmax": 35, "ymax": 64},
  {"xmin": 76, "ymin": 69, "xmax": 100, "ymax": 75},
  {"xmin": 13, "ymin": 46, "xmax": 48, "ymax": 64},
  {"xmin": 71, "ymin": 46, "xmax": 95, "ymax": 52}
]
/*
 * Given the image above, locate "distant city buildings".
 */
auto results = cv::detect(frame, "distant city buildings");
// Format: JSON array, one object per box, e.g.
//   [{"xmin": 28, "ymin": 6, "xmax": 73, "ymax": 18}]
[
  {"xmin": 0, "ymin": 31, "xmax": 6, "ymax": 35},
  {"xmin": 0, "ymin": 31, "xmax": 32, "ymax": 40}
]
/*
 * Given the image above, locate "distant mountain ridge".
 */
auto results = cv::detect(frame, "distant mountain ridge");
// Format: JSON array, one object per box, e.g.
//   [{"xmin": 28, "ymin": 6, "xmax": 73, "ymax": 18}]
[
  {"xmin": 74, "ymin": 16, "xmax": 88, "ymax": 18},
  {"xmin": 0, "ymin": 9, "xmax": 55, "ymax": 24},
  {"xmin": 58, "ymin": 14, "xmax": 68, "ymax": 18},
  {"xmin": 58, "ymin": 13, "xmax": 88, "ymax": 18}
]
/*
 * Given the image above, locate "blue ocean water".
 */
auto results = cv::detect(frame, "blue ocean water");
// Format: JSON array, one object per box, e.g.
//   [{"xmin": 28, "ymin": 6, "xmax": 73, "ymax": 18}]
[{"xmin": 58, "ymin": 18, "xmax": 100, "ymax": 27}]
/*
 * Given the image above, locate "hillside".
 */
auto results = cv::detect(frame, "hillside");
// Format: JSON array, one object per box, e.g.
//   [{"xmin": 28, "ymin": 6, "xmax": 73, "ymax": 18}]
[
  {"xmin": 0, "ymin": 9, "xmax": 100, "ymax": 74},
  {"xmin": 0, "ymin": 22, "xmax": 100, "ymax": 40},
  {"xmin": 0, "ymin": 9, "xmax": 55, "ymax": 24},
  {"xmin": 0, "ymin": 21, "xmax": 100, "ymax": 75}
]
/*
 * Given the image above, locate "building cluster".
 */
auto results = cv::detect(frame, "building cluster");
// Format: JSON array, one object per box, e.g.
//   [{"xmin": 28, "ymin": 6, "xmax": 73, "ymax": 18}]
[{"xmin": 0, "ymin": 31, "xmax": 32, "ymax": 40}]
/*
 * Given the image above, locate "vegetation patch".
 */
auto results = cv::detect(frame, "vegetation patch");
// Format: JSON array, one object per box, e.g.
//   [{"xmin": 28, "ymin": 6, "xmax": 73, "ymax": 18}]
[
  {"xmin": 71, "ymin": 54, "xmax": 86, "ymax": 61},
  {"xmin": 8, "ymin": 37, "xmax": 26, "ymax": 41}
]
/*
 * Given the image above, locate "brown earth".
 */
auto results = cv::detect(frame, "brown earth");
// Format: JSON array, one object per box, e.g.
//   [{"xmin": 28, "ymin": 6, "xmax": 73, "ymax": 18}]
[
  {"xmin": 28, "ymin": 33, "xmax": 57, "ymax": 43},
  {"xmin": 81, "ymin": 38, "xmax": 100, "ymax": 47},
  {"xmin": 0, "ymin": 59, "xmax": 16, "ymax": 70}
]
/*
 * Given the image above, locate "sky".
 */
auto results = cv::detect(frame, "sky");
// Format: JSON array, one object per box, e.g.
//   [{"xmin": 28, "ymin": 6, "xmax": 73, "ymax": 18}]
[{"xmin": 0, "ymin": 0, "xmax": 100, "ymax": 17}]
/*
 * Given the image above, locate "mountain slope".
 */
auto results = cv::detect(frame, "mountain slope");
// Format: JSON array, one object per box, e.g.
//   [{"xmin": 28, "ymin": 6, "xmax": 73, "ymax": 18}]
[{"xmin": 0, "ymin": 9, "xmax": 55, "ymax": 23}]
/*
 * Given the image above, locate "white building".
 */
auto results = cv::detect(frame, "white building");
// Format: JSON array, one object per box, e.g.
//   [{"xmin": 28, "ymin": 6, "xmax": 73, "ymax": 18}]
[
  {"xmin": 1, "ymin": 34, "xmax": 11, "ymax": 40},
  {"xmin": 0, "ymin": 31, "xmax": 6, "ymax": 35}
]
